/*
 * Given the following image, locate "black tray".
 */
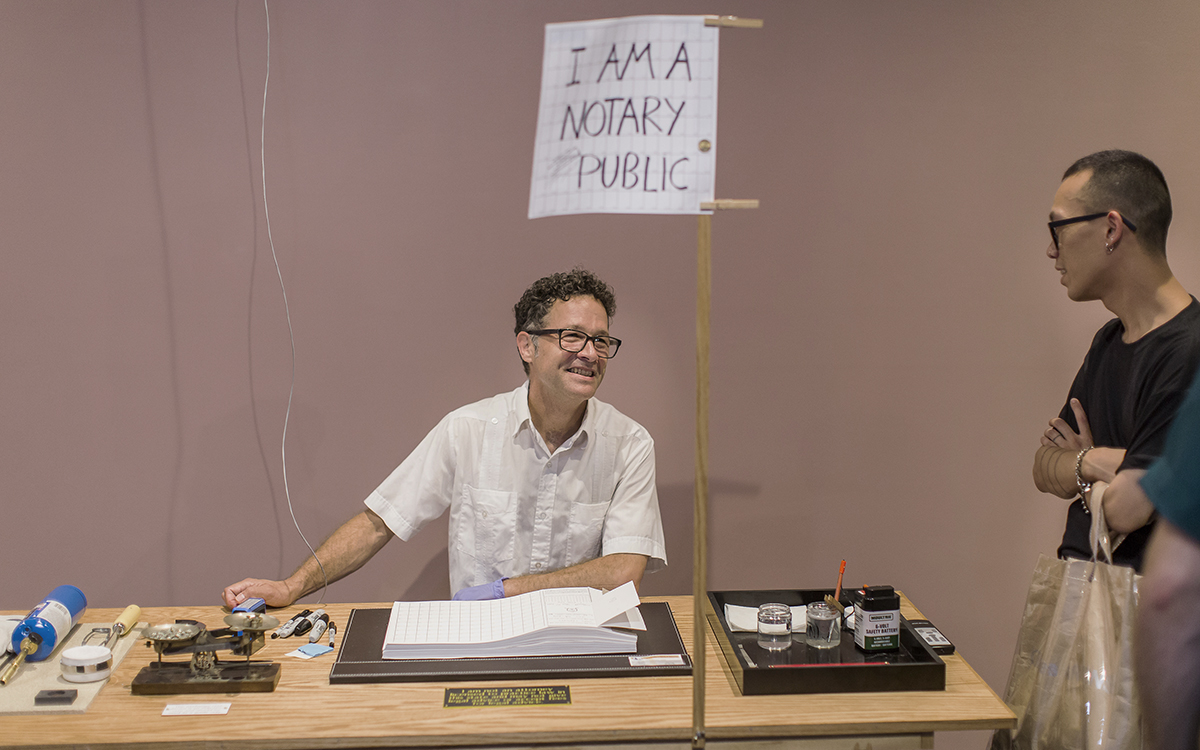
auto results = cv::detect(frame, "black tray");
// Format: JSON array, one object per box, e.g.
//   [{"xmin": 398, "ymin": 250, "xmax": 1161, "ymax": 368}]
[
  {"xmin": 329, "ymin": 601, "xmax": 691, "ymax": 684},
  {"xmin": 706, "ymin": 589, "xmax": 945, "ymax": 695}
]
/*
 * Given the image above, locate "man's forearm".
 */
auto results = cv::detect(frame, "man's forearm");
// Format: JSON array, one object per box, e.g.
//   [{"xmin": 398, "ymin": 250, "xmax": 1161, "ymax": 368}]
[
  {"xmin": 1033, "ymin": 445, "xmax": 1126, "ymax": 499},
  {"xmin": 221, "ymin": 509, "xmax": 395, "ymax": 609},
  {"xmin": 1101, "ymin": 470, "xmax": 1156, "ymax": 534},
  {"xmin": 285, "ymin": 510, "xmax": 394, "ymax": 601},
  {"xmin": 1136, "ymin": 521, "xmax": 1200, "ymax": 750},
  {"xmin": 502, "ymin": 553, "xmax": 648, "ymax": 597},
  {"xmin": 1034, "ymin": 445, "xmax": 1079, "ymax": 498}
]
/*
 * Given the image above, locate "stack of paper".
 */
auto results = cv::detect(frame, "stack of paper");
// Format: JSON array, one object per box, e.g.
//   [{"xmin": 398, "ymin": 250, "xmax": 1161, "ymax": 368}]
[{"xmin": 382, "ymin": 582, "xmax": 645, "ymax": 660}]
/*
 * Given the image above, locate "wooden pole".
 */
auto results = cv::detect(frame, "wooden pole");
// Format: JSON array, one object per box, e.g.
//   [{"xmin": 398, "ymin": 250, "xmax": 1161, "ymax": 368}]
[
  {"xmin": 692, "ymin": 213, "xmax": 712, "ymax": 750},
  {"xmin": 692, "ymin": 21, "xmax": 762, "ymax": 750}
]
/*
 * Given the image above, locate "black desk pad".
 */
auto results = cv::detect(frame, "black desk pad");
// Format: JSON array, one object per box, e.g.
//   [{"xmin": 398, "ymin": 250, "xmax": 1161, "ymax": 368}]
[
  {"xmin": 329, "ymin": 602, "xmax": 691, "ymax": 684},
  {"xmin": 706, "ymin": 589, "xmax": 945, "ymax": 695}
]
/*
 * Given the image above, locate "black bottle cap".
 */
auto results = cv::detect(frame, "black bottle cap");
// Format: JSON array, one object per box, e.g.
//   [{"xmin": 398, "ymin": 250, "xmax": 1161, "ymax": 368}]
[{"xmin": 859, "ymin": 585, "xmax": 899, "ymax": 610}]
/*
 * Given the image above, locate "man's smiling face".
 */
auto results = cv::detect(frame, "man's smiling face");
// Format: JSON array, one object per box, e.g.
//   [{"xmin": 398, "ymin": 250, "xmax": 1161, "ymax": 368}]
[{"xmin": 522, "ymin": 295, "xmax": 609, "ymax": 404}]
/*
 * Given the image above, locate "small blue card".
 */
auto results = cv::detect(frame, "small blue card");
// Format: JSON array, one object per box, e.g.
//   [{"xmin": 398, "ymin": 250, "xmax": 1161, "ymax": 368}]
[{"xmin": 295, "ymin": 643, "xmax": 333, "ymax": 658}]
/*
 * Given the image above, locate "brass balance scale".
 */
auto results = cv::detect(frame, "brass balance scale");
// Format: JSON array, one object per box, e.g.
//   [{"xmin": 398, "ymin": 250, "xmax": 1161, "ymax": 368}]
[{"xmin": 131, "ymin": 612, "xmax": 282, "ymax": 695}]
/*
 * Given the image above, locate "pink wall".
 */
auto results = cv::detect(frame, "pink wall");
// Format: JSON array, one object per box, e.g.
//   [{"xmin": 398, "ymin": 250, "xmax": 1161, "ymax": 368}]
[{"xmin": 4, "ymin": 1, "xmax": 1200, "ymax": 743}]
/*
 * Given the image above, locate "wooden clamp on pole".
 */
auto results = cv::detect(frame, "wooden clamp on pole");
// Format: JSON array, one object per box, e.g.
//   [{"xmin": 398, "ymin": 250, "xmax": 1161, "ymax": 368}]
[
  {"xmin": 704, "ymin": 15, "xmax": 764, "ymax": 28},
  {"xmin": 693, "ymin": 198, "xmax": 758, "ymax": 750},
  {"xmin": 700, "ymin": 199, "xmax": 761, "ymax": 210}
]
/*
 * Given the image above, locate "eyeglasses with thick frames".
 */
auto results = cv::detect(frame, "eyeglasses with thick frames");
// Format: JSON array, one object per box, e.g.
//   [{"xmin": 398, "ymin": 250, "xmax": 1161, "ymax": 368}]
[
  {"xmin": 1048, "ymin": 212, "xmax": 1137, "ymax": 250},
  {"xmin": 526, "ymin": 328, "xmax": 622, "ymax": 359}
]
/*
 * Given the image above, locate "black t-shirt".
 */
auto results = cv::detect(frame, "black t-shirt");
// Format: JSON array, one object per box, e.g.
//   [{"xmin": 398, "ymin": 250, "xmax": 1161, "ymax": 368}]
[{"xmin": 1057, "ymin": 297, "xmax": 1200, "ymax": 571}]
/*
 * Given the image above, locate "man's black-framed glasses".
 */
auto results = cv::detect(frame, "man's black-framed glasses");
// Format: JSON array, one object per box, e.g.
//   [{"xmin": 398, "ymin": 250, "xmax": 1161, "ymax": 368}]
[
  {"xmin": 1048, "ymin": 212, "xmax": 1137, "ymax": 250},
  {"xmin": 526, "ymin": 328, "xmax": 622, "ymax": 359}
]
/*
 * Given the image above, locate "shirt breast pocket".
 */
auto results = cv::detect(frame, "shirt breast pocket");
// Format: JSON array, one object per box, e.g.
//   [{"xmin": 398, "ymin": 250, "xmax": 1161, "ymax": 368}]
[
  {"xmin": 457, "ymin": 485, "xmax": 516, "ymax": 567},
  {"xmin": 567, "ymin": 500, "xmax": 609, "ymax": 564}
]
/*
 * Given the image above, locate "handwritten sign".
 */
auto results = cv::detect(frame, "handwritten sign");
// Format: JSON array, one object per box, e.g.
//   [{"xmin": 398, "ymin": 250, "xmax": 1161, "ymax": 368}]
[{"xmin": 528, "ymin": 16, "xmax": 718, "ymax": 219}]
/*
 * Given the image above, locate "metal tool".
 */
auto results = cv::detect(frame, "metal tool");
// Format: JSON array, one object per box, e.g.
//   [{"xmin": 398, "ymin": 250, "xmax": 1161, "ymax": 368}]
[
  {"xmin": 0, "ymin": 634, "xmax": 41, "ymax": 685},
  {"xmin": 60, "ymin": 604, "xmax": 144, "ymax": 684}
]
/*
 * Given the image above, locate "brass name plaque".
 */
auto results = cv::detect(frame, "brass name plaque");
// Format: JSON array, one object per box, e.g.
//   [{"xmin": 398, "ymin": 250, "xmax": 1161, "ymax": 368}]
[{"xmin": 443, "ymin": 686, "xmax": 571, "ymax": 708}]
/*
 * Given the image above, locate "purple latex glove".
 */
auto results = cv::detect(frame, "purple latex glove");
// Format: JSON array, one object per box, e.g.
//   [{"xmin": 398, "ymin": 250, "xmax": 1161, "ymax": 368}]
[{"xmin": 452, "ymin": 579, "xmax": 506, "ymax": 601}]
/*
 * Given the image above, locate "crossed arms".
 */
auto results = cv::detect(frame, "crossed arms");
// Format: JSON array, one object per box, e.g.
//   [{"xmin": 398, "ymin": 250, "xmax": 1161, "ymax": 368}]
[{"xmin": 1032, "ymin": 397, "xmax": 1155, "ymax": 533}]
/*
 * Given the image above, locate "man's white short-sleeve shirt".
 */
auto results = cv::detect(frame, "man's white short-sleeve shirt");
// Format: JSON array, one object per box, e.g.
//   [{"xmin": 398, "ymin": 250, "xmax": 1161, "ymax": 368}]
[{"xmin": 365, "ymin": 384, "xmax": 667, "ymax": 595}]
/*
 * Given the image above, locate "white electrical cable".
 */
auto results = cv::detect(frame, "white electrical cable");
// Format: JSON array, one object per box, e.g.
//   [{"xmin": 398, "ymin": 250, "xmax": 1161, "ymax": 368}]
[{"xmin": 261, "ymin": 0, "xmax": 328, "ymax": 602}]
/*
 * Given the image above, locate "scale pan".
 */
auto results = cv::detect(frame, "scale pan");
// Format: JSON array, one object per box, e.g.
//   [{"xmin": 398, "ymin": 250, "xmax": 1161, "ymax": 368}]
[
  {"xmin": 141, "ymin": 623, "xmax": 203, "ymax": 642},
  {"xmin": 223, "ymin": 612, "xmax": 280, "ymax": 632}
]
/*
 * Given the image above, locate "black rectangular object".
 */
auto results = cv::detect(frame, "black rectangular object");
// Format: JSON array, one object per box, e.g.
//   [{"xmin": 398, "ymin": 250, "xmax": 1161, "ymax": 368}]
[
  {"xmin": 904, "ymin": 618, "xmax": 956, "ymax": 655},
  {"xmin": 34, "ymin": 689, "xmax": 78, "ymax": 706},
  {"xmin": 706, "ymin": 589, "xmax": 945, "ymax": 696},
  {"xmin": 130, "ymin": 661, "xmax": 282, "ymax": 695},
  {"xmin": 329, "ymin": 601, "xmax": 691, "ymax": 684}
]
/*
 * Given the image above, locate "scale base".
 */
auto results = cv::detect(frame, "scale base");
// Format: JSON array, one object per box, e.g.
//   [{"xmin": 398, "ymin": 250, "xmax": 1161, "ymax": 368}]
[{"xmin": 131, "ymin": 661, "xmax": 281, "ymax": 695}]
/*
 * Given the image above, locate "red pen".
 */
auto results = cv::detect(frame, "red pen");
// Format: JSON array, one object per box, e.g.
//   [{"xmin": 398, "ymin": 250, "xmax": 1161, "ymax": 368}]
[{"xmin": 834, "ymin": 559, "xmax": 846, "ymax": 602}]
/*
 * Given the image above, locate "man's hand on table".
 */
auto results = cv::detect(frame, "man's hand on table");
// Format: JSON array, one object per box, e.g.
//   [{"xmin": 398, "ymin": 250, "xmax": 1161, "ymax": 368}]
[{"xmin": 222, "ymin": 578, "xmax": 297, "ymax": 610}]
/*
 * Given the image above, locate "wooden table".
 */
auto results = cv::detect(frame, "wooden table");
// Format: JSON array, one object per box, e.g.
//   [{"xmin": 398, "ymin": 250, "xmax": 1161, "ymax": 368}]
[{"xmin": 3, "ymin": 596, "xmax": 1014, "ymax": 749}]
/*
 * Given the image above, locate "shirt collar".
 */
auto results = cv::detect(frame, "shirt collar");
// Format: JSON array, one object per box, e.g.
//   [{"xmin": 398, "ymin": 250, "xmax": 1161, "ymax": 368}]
[
  {"xmin": 516, "ymin": 381, "xmax": 592, "ymax": 449},
  {"xmin": 514, "ymin": 382, "xmax": 533, "ymax": 439}
]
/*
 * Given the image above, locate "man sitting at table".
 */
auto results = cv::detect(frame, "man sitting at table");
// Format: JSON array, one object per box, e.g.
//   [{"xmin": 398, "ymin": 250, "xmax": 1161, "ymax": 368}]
[{"xmin": 222, "ymin": 268, "xmax": 666, "ymax": 607}]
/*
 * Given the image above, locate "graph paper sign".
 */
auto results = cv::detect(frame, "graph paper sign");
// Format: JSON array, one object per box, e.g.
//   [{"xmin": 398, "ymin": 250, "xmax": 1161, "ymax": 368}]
[{"xmin": 528, "ymin": 16, "xmax": 718, "ymax": 219}]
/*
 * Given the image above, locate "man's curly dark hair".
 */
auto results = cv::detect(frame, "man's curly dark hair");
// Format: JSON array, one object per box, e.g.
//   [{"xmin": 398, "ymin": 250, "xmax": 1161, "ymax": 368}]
[{"xmin": 513, "ymin": 268, "xmax": 616, "ymax": 375}]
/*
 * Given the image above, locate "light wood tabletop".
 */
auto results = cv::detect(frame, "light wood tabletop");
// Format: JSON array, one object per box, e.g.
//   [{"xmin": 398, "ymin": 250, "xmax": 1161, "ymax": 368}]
[{"xmin": 2, "ymin": 595, "xmax": 1014, "ymax": 749}]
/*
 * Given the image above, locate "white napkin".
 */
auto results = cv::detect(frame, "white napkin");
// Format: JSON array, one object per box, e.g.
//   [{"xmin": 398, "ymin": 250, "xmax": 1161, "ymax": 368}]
[
  {"xmin": 723, "ymin": 603, "xmax": 855, "ymax": 633},
  {"xmin": 1, "ymin": 616, "xmax": 23, "ymax": 654},
  {"xmin": 724, "ymin": 603, "xmax": 806, "ymax": 633}
]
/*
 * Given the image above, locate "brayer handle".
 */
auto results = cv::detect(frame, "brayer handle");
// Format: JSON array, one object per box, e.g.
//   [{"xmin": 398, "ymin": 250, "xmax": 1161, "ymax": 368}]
[
  {"xmin": 103, "ymin": 605, "xmax": 142, "ymax": 649},
  {"xmin": 114, "ymin": 605, "xmax": 141, "ymax": 636}
]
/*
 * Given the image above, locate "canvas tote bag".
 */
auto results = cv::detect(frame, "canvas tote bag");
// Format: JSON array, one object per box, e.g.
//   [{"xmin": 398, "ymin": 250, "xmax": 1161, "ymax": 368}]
[{"xmin": 990, "ymin": 486, "xmax": 1142, "ymax": 749}]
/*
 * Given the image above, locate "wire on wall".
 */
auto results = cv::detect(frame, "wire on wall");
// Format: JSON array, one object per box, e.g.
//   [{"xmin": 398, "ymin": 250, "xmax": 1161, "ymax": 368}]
[{"xmin": 261, "ymin": 0, "xmax": 329, "ymax": 603}]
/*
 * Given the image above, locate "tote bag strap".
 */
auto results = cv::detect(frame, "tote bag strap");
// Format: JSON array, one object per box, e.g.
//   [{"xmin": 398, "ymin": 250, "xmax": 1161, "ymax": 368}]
[{"xmin": 1088, "ymin": 483, "xmax": 1115, "ymax": 564}]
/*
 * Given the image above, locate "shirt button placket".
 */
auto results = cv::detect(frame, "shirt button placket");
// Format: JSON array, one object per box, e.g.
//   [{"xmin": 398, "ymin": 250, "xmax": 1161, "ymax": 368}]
[{"xmin": 532, "ymin": 459, "xmax": 556, "ymax": 571}]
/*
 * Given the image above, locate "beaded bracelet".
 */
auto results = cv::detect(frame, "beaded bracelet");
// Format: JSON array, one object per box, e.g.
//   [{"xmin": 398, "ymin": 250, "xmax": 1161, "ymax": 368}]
[{"xmin": 1075, "ymin": 446, "xmax": 1094, "ymax": 501}]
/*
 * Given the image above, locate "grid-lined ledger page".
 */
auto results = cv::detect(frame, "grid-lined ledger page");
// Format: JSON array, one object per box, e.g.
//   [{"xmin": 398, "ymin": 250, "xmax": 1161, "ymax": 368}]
[
  {"xmin": 387, "ymin": 587, "xmax": 595, "ymax": 646},
  {"xmin": 381, "ymin": 584, "xmax": 643, "ymax": 658}
]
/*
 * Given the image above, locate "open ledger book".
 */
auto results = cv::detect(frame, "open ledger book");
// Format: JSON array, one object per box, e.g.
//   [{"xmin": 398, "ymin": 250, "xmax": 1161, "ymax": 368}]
[{"xmin": 382, "ymin": 581, "xmax": 646, "ymax": 659}]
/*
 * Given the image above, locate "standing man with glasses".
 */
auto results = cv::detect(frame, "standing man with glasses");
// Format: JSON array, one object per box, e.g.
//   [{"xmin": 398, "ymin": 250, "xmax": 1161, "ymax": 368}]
[
  {"xmin": 1033, "ymin": 150, "xmax": 1200, "ymax": 571},
  {"xmin": 222, "ymin": 269, "xmax": 666, "ymax": 607}
]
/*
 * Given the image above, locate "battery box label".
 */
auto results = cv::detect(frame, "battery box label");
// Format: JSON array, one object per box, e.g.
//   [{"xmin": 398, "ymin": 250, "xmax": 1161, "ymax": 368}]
[{"xmin": 854, "ymin": 608, "xmax": 899, "ymax": 650}]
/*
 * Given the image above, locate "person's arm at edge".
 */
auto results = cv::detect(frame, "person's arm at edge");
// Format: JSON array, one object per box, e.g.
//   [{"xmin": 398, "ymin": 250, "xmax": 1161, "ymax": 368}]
[
  {"xmin": 1136, "ymin": 519, "xmax": 1200, "ymax": 750},
  {"xmin": 1098, "ymin": 469, "xmax": 1156, "ymax": 534},
  {"xmin": 221, "ymin": 509, "xmax": 395, "ymax": 609},
  {"xmin": 502, "ymin": 553, "xmax": 649, "ymax": 597}
]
